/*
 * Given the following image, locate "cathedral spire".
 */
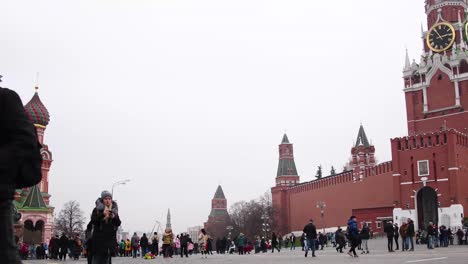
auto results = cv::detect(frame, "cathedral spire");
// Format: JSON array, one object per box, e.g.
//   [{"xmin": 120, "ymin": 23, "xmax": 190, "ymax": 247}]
[
  {"xmin": 166, "ymin": 208, "xmax": 172, "ymax": 229},
  {"xmin": 404, "ymin": 49, "xmax": 411, "ymax": 71}
]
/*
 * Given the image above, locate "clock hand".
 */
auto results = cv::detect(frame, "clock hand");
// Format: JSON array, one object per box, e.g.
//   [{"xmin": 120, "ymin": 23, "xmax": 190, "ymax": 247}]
[
  {"xmin": 434, "ymin": 30, "xmax": 443, "ymax": 40},
  {"xmin": 439, "ymin": 34, "xmax": 453, "ymax": 38}
]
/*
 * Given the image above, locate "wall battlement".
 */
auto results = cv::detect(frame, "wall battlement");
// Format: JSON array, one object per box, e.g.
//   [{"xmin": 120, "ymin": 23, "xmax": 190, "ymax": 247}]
[
  {"xmin": 288, "ymin": 161, "xmax": 392, "ymax": 194},
  {"xmin": 392, "ymin": 129, "xmax": 468, "ymax": 151}
]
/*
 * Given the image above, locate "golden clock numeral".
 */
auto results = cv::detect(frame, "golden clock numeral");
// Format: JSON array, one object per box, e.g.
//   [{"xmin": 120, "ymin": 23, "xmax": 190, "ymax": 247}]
[
  {"xmin": 431, "ymin": 42, "xmax": 435, "ymax": 47},
  {"xmin": 438, "ymin": 25, "xmax": 442, "ymax": 30}
]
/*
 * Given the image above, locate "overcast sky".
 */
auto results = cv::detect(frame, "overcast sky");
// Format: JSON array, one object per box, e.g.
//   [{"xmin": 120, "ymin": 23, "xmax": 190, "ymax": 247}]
[{"xmin": 1, "ymin": 0, "xmax": 427, "ymax": 234}]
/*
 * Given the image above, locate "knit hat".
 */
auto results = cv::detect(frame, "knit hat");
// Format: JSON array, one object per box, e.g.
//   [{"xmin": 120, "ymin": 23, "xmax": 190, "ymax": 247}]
[{"xmin": 101, "ymin": 190, "xmax": 112, "ymax": 199}]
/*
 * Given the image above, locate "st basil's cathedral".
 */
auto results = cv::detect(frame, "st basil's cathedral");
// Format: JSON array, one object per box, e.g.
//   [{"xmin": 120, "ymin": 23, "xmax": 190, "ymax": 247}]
[{"xmin": 13, "ymin": 84, "xmax": 54, "ymax": 244}]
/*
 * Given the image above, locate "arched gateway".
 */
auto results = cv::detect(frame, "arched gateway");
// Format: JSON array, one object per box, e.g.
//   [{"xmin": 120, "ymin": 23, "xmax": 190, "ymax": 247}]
[{"xmin": 417, "ymin": 187, "xmax": 438, "ymax": 230}]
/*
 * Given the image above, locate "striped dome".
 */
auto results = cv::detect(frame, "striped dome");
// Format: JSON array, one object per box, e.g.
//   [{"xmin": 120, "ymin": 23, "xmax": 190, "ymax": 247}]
[{"xmin": 24, "ymin": 89, "xmax": 50, "ymax": 127}]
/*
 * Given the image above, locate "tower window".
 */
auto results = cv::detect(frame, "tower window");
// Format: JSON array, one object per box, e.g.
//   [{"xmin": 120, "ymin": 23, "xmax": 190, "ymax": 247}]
[{"xmin": 438, "ymin": 74, "xmax": 442, "ymax": 80}]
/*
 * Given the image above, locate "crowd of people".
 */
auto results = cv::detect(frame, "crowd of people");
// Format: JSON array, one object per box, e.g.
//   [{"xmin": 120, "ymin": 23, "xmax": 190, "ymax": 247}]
[{"xmin": 14, "ymin": 214, "xmax": 468, "ymax": 261}]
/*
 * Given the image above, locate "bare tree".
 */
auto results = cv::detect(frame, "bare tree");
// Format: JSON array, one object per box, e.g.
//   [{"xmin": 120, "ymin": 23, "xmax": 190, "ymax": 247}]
[
  {"xmin": 55, "ymin": 200, "xmax": 85, "ymax": 237},
  {"xmin": 228, "ymin": 191, "xmax": 278, "ymax": 240}
]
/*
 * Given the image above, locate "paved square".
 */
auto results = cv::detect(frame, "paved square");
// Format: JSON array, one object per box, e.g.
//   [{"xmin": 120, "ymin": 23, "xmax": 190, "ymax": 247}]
[{"xmin": 24, "ymin": 238, "xmax": 468, "ymax": 264}]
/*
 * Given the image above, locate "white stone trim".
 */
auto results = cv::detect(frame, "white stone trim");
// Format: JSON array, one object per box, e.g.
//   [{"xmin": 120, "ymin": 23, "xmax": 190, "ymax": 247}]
[
  {"xmin": 437, "ymin": 178, "xmax": 449, "ymax": 182},
  {"xmin": 448, "ymin": 167, "xmax": 459, "ymax": 171},
  {"xmin": 426, "ymin": 1, "xmax": 468, "ymax": 15},
  {"xmin": 400, "ymin": 181, "xmax": 414, "ymax": 185},
  {"xmin": 392, "ymin": 173, "xmax": 401, "ymax": 177}
]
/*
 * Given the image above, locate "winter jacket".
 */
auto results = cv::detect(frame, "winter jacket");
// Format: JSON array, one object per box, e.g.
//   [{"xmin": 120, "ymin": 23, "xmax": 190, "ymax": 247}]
[
  {"xmin": 407, "ymin": 222, "xmax": 415, "ymax": 237},
  {"xmin": 347, "ymin": 219, "xmax": 359, "ymax": 239},
  {"xmin": 399, "ymin": 223, "xmax": 408, "ymax": 238},
  {"xmin": 303, "ymin": 223, "xmax": 318, "ymax": 239},
  {"xmin": 360, "ymin": 226, "xmax": 370, "ymax": 240},
  {"xmin": 384, "ymin": 223, "xmax": 394, "ymax": 238},
  {"xmin": 90, "ymin": 200, "xmax": 121, "ymax": 256},
  {"xmin": 140, "ymin": 235, "xmax": 149, "ymax": 248},
  {"xmin": 163, "ymin": 232, "xmax": 174, "ymax": 245},
  {"xmin": 131, "ymin": 235, "xmax": 140, "ymax": 248}
]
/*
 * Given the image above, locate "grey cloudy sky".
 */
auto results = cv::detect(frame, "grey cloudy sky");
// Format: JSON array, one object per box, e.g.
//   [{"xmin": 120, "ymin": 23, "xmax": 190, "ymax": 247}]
[{"xmin": 1, "ymin": 0, "xmax": 426, "ymax": 234}]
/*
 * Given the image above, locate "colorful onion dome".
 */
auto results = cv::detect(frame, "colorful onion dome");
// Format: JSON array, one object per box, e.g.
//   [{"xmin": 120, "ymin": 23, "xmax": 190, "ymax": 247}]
[{"xmin": 24, "ymin": 86, "xmax": 50, "ymax": 127}]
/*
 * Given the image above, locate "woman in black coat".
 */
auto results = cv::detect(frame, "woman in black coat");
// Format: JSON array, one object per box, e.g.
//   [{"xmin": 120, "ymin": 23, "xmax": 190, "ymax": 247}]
[{"xmin": 90, "ymin": 191, "xmax": 121, "ymax": 264}]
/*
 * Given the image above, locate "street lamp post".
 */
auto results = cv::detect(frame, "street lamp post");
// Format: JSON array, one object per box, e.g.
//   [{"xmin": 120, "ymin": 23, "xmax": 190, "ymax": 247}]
[
  {"xmin": 316, "ymin": 201, "xmax": 326, "ymax": 233},
  {"xmin": 261, "ymin": 214, "xmax": 270, "ymax": 240},
  {"xmin": 226, "ymin": 225, "xmax": 233, "ymax": 240},
  {"xmin": 111, "ymin": 179, "xmax": 130, "ymax": 197}
]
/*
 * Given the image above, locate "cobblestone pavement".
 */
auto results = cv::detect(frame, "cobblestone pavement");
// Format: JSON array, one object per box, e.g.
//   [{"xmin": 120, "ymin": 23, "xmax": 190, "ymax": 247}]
[{"xmin": 24, "ymin": 238, "xmax": 468, "ymax": 264}]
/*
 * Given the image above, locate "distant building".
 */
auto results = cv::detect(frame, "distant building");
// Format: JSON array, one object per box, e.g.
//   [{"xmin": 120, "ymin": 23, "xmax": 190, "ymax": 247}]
[
  {"xmin": 187, "ymin": 226, "xmax": 202, "ymax": 241},
  {"xmin": 204, "ymin": 185, "xmax": 232, "ymax": 241}
]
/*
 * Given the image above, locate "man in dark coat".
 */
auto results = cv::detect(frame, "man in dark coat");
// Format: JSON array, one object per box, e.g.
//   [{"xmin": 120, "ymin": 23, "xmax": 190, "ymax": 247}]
[
  {"xmin": 303, "ymin": 219, "xmax": 317, "ymax": 257},
  {"xmin": 384, "ymin": 221, "xmax": 394, "ymax": 252},
  {"xmin": 406, "ymin": 219, "xmax": 415, "ymax": 251},
  {"xmin": 393, "ymin": 223, "xmax": 400, "ymax": 250},
  {"xmin": 139, "ymin": 233, "xmax": 148, "ymax": 257},
  {"xmin": 180, "ymin": 233, "xmax": 189, "ymax": 258},
  {"xmin": 271, "ymin": 232, "xmax": 280, "ymax": 253},
  {"xmin": 59, "ymin": 234, "xmax": 69, "ymax": 260},
  {"xmin": 90, "ymin": 190, "xmax": 121, "ymax": 264},
  {"xmin": 0, "ymin": 82, "xmax": 40, "ymax": 263}
]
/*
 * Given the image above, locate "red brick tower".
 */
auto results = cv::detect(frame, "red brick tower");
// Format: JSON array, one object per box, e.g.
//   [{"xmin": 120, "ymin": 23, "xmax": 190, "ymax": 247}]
[
  {"xmin": 204, "ymin": 185, "xmax": 232, "ymax": 241},
  {"xmin": 272, "ymin": 134, "xmax": 300, "ymax": 235},
  {"xmin": 350, "ymin": 125, "xmax": 376, "ymax": 181},
  {"xmin": 394, "ymin": 0, "xmax": 468, "ymax": 230},
  {"xmin": 404, "ymin": 0, "xmax": 468, "ymax": 135}
]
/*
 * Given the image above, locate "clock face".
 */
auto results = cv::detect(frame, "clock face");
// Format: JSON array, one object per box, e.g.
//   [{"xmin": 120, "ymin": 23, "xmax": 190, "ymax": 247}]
[{"xmin": 426, "ymin": 22, "xmax": 456, "ymax": 52}]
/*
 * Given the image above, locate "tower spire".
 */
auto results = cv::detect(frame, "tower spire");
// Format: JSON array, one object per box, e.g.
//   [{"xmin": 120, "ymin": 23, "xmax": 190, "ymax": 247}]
[
  {"xmin": 166, "ymin": 208, "xmax": 172, "ymax": 229},
  {"xmin": 34, "ymin": 72, "xmax": 40, "ymax": 91},
  {"xmin": 355, "ymin": 124, "xmax": 370, "ymax": 148},
  {"xmin": 404, "ymin": 49, "xmax": 411, "ymax": 71}
]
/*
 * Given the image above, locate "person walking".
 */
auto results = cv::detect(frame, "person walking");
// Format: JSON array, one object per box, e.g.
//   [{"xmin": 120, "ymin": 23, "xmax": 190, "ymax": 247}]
[
  {"xmin": 198, "ymin": 229, "xmax": 209, "ymax": 258},
  {"xmin": 399, "ymin": 222, "xmax": 408, "ymax": 251},
  {"xmin": 393, "ymin": 223, "xmax": 400, "ymax": 250},
  {"xmin": 0, "ymin": 83, "xmax": 43, "ymax": 263},
  {"xmin": 237, "ymin": 233, "xmax": 246, "ymax": 255},
  {"xmin": 150, "ymin": 232, "xmax": 159, "ymax": 256},
  {"xmin": 290, "ymin": 233, "xmax": 296, "ymax": 250},
  {"xmin": 384, "ymin": 221, "xmax": 395, "ymax": 252},
  {"xmin": 427, "ymin": 222, "xmax": 435, "ymax": 249},
  {"xmin": 162, "ymin": 228, "xmax": 174, "ymax": 258},
  {"xmin": 180, "ymin": 233, "xmax": 189, "ymax": 258},
  {"xmin": 347, "ymin": 216, "xmax": 359, "ymax": 258},
  {"xmin": 335, "ymin": 228, "xmax": 345, "ymax": 253},
  {"xmin": 360, "ymin": 222, "xmax": 370, "ymax": 254},
  {"xmin": 59, "ymin": 234, "xmax": 69, "ymax": 261},
  {"xmin": 89, "ymin": 190, "xmax": 121, "ymax": 264},
  {"xmin": 271, "ymin": 232, "xmax": 280, "ymax": 253},
  {"xmin": 303, "ymin": 219, "xmax": 317, "ymax": 257},
  {"xmin": 407, "ymin": 219, "xmax": 415, "ymax": 251},
  {"xmin": 139, "ymin": 233, "xmax": 149, "ymax": 258},
  {"xmin": 130, "ymin": 233, "xmax": 139, "ymax": 258}
]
